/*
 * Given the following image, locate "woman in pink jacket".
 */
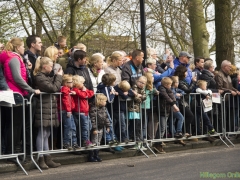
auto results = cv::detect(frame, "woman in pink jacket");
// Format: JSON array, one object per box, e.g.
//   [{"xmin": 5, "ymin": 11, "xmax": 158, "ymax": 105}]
[{"xmin": 0, "ymin": 37, "xmax": 40, "ymax": 154}]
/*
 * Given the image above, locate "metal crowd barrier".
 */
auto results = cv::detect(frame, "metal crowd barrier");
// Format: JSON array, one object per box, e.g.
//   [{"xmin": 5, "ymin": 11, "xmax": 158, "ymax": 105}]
[
  {"xmin": 2, "ymin": 91, "xmax": 239, "ymax": 174},
  {"xmin": 0, "ymin": 92, "xmax": 28, "ymax": 175},
  {"xmin": 221, "ymin": 93, "xmax": 240, "ymax": 147}
]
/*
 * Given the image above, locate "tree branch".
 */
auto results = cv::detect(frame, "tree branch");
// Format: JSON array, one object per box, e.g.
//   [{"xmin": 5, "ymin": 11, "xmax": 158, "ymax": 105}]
[
  {"xmin": 74, "ymin": 0, "xmax": 116, "ymax": 44},
  {"xmin": 28, "ymin": 0, "xmax": 54, "ymax": 43},
  {"xmin": 15, "ymin": 0, "xmax": 30, "ymax": 36},
  {"xmin": 36, "ymin": 0, "xmax": 58, "ymax": 40}
]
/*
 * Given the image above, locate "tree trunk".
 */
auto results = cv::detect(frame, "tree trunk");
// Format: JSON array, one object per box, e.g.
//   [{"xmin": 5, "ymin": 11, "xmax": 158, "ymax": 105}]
[
  {"xmin": 188, "ymin": 0, "xmax": 209, "ymax": 58},
  {"xmin": 69, "ymin": 0, "xmax": 77, "ymax": 47},
  {"xmin": 215, "ymin": 0, "xmax": 234, "ymax": 69},
  {"xmin": 34, "ymin": 0, "xmax": 44, "ymax": 37}
]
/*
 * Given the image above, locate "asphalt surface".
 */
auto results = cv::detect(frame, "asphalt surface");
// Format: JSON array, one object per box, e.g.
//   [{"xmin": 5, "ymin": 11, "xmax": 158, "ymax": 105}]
[{"xmin": 0, "ymin": 144, "xmax": 240, "ymax": 180}]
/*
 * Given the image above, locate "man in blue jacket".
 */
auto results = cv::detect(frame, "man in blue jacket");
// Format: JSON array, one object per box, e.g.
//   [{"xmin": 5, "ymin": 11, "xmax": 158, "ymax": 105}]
[{"xmin": 170, "ymin": 51, "xmax": 193, "ymax": 84}]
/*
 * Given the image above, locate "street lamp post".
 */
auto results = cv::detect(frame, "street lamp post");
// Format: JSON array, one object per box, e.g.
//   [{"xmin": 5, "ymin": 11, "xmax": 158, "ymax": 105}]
[{"xmin": 140, "ymin": 0, "xmax": 147, "ymax": 67}]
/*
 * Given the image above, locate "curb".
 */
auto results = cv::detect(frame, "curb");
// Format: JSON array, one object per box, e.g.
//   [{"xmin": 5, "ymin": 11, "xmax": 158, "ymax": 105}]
[{"xmin": 0, "ymin": 137, "xmax": 239, "ymax": 174}]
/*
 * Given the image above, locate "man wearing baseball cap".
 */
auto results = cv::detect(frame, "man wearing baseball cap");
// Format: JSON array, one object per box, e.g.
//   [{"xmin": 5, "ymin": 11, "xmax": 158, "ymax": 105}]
[{"xmin": 170, "ymin": 51, "xmax": 193, "ymax": 84}]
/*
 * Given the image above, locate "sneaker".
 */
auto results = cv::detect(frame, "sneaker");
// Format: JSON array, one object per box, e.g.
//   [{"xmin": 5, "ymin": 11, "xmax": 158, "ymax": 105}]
[
  {"xmin": 139, "ymin": 144, "xmax": 147, "ymax": 151},
  {"xmin": 114, "ymin": 146, "xmax": 122, "ymax": 152},
  {"xmin": 83, "ymin": 140, "xmax": 94, "ymax": 148},
  {"xmin": 203, "ymin": 137, "xmax": 216, "ymax": 143},
  {"xmin": 63, "ymin": 144, "xmax": 73, "ymax": 151},
  {"xmin": 72, "ymin": 144, "xmax": 81, "ymax": 150},
  {"xmin": 108, "ymin": 139, "xmax": 119, "ymax": 146},
  {"xmin": 153, "ymin": 144, "xmax": 166, "ymax": 154},
  {"xmin": 208, "ymin": 129, "xmax": 217, "ymax": 135},
  {"xmin": 174, "ymin": 132, "xmax": 183, "ymax": 138},
  {"xmin": 123, "ymin": 138, "xmax": 129, "ymax": 144},
  {"xmin": 184, "ymin": 133, "xmax": 192, "ymax": 138}
]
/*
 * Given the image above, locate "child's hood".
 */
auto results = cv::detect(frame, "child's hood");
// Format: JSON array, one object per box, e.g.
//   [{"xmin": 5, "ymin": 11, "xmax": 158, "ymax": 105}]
[{"xmin": 97, "ymin": 82, "xmax": 106, "ymax": 90}]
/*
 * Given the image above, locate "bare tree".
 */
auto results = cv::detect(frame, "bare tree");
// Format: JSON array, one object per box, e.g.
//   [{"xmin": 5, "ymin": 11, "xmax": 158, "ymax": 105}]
[
  {"xmin": 215, "ymin": 0, "xmax": 234, "ymax": 68},
  {"xmin": 188, "ymin": 0, "xmax": 209, "ymax": 58}
]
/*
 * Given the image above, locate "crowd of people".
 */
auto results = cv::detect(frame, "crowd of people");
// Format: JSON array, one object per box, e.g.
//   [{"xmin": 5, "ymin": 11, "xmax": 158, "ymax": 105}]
[{"xmin": 0, "ymin": 35, "xmax": 239, "ymax": 169}]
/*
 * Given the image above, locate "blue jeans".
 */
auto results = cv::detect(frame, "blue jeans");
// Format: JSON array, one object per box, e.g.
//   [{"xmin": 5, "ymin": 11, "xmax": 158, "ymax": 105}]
[
  {"xmin": 104, "ymin": 110, "xmax": 116, "ymax": 142},
  {"xmin": 62, "ymin": 112, "xmax": 77, "ymax": 145},
  {"xmin": 160, "ymin": 116, "xmax": 168, "ymax": 139},
  {"xmin": 73, "ymin": 113, "xmax": 91, "ymax": 141},
  {"xmin": 196, "ymin": 107, "xmax": 213, "ymax": 132},
  {"xmin": 169, "ymin": 111, "xmax": 184, "ymax": 135},
  {"xmin": 113, "ymin": 111, "xmax": 127, "ymax": 141}
]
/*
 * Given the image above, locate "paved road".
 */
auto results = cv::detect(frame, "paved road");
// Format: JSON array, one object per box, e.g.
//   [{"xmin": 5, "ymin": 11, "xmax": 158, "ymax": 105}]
[{"xmin": 1, "ymin": 144, "xmax": 240, "ymax": 180}]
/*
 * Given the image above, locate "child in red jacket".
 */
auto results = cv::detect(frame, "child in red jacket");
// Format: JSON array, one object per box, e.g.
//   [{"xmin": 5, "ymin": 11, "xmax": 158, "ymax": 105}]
[
  {"xmin": 60, "ymin": 74, "xmax": 80, "ymax": 150},
  {"xmin": 72, "ymin": 75, "xmax": 94, "ymax": 148}
]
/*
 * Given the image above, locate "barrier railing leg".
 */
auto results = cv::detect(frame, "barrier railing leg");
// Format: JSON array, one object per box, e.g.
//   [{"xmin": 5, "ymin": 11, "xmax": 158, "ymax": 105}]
[
  {"xmin": 219, "ymin": 135, "xmax": 229, "ymax": 148},
  {"xmin": 223, "ymin": 135, "xmax": 235, "ymax": 147},
  {"xmin": 16, "ymin": 156, "xmax": 28, "ymax": 175},
  {"xmin": 145, "ymin": 141, "xmax": 157, "ymax": 157},
  {"xmin": 133, "ymin": 142, "xmax": 149, "ymax": 158},
  {"xmin": 31, "ymin": 154, "xmax": 43, "ymax": 173}
]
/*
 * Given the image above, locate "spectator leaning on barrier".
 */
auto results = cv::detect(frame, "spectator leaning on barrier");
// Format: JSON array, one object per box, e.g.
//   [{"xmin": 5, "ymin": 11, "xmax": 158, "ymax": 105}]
[
  {"xmin": 128, "ymin": 76, "xmax": 147, "ymax": 142},
  {"xmin": 112, "ymin": 80, "xmax": 131, "ymax": 143},
  {"xmin": 173, "ymin": 65, "xmax": 195, "ymax": 136},
  {"xmin": 157, "ymin": 77, "xmax": 179, "ymax": 153},
  {"xmin": 196, "ymin": 80, "xmax": 217, "ymax": 135},
  {"xmin": 89, "ymin": 93, "xmax": 111, "ymax": 162},
  {"xmin": 170, "ymin": 51, "xmax": 193, "ymax": 85},
  {"xmin": 142, "ymin": 72, "xmax": 159, "ymax": 141},
  {"xmin": 121, "ymin": 49, "xmax": 144, "ymax": 87},
  {"xmin": 0, "ymin": 37, "xmax": 40, "ymax": 155},
  {"xmin": 34, "ymin": 57, "xmax": 62, "ymax": 169},
  {"xmin": 60, "ymin": 74, "xmax": 80, "ymax": 151},
  {"xmin": 97, "ymin": 73, "xmax": 119, "ymax": 146},
  {"xmin": 0, "ymin": 46, "xmax": 9, "ymax": 155},
  {"xmin": 215, "ymin": 60, "xmax": 240, "ymax": 132},
  {"xmin": 170, "ymin": 76, "xmax": 186, "ymax": 139},
  {"xmin": 199, "ymin": 61, "xmax": 223, "ymax": 138},
  {"xmin": 215, "ymin": 60, "xmax": 240, "ymax": 96},
  {"xmin": 72, "ymin": 75, "xmax": 94, "ymax": 148}
]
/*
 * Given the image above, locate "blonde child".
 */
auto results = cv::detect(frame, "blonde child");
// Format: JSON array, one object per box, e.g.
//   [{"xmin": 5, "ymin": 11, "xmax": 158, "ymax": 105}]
[
  {"xmin": 196, "ymin": 80, "xmax": 216, "ymax": 135},
  {"xmin": 72, "ymin": 75, "xmax": 94, "ymax": 148},
  {"xmin": 142, "ymin": 72, "xmax": 159, "ymax": 140},
  {"xmin": 97, "ymin": 73, "xmax": 119, "ymax": 145},
  {"xmin": 128, "ymin": 76, "xmax": 147, "ymax": 142},
  {"xmin": 60, "ymin": 74, "xmax": 80, "ymax": 150},
  {"xmin": 157, "ymin": 77, "xmax": 179, "ymax": 152},
  {"xmin": 34, "ymin": 57, "xmax": 62, "ymax": 169},
  {"xmin": 169, "ymin": 76, "xmax": 185, "ymax": 139},
  {"xmin": 113, "ymin": 80, "xmax": 131, "ymax": 143},
  {"xmin": 89, "ymin": 93, "xmax": 111, "ymax": 162}
]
